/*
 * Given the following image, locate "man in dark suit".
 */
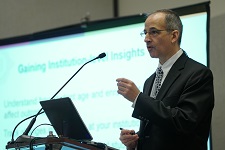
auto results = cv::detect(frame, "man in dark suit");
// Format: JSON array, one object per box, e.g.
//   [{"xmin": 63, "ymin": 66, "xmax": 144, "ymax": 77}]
[{"xmin": 116, "ymin": 9, "xmax": 214, "ymax": 150}]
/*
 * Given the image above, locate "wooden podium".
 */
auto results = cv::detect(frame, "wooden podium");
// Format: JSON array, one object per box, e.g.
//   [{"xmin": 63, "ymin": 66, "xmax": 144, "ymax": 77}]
[{"xmin": 6, "ymin": 137, "xmax": 118, "ymax": 150}]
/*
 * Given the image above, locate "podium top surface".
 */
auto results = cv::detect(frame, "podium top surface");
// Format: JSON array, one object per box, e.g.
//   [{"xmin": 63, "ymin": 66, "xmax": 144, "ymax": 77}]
[{"xmin": 6, "ymin": 137, "xmax": 112, "ymax": 150}]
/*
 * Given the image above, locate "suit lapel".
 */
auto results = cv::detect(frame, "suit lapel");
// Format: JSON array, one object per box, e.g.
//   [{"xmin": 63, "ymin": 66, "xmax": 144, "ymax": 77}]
[
  {"xmin": 144, "ymin": 74, "xmax": 155, "ymax": 96},
  {"xmin": 156, "ymin": 53, "xmax": 188, "ymax": 100}
]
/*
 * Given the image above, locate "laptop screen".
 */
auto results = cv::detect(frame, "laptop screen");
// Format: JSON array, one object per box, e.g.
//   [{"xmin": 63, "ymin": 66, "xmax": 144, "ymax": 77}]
[{"xmin": 40, "ymin": 97, "xmax": 93, "ymax": 141}]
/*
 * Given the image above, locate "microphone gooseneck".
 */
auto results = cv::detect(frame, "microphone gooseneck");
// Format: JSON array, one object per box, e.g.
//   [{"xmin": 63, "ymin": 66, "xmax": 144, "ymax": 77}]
[{"xmin": 10, "ymin": 52, "xmax": 106, "ymax": 144}]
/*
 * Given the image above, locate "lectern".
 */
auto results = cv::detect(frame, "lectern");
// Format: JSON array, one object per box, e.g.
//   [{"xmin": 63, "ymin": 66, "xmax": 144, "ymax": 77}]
[
  {"xmin": 6, "ymin": 137, "xmax": 118, "ymax": 150},
  {"xmin": 6, "ymin": 97, "xmax": 119, "ymax": 150}
]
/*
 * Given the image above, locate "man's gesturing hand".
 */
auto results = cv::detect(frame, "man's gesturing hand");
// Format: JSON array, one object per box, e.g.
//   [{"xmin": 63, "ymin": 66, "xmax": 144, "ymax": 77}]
[{"xmin": 116, "ymin": 78, "xmax": 140, "ymax": 102}]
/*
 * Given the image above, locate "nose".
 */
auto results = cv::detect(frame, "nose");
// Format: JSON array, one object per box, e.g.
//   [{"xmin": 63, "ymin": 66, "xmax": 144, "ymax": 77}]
[{"xmin": 144, "ymin": 34, "xmax": 151, "ymax": 43}]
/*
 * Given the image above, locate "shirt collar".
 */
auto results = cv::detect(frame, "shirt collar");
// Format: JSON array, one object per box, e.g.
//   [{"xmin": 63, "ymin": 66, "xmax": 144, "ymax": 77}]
[{"xmin": 158, "ymin": 49, "xmax": 183, "ymax": 74}]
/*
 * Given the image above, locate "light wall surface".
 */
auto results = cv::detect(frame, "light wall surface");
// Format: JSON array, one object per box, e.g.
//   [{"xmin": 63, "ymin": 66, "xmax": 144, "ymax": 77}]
[
  {"xmin": 0, "ymin": 0, "xmax": 114, "ymax": 39},
  {"xmin": 0, "ymin": 0, "xmax": 224, "ymax": 150}
]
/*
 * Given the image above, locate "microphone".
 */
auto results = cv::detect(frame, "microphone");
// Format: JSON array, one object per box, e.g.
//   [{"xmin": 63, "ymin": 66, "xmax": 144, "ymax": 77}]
[
  {"xmin": 9, "ymin": 52, "xmax": 106, "ymax": 144},
  {"xmin": 98, "ymin": 53, "xmax": 106, "ymax": 59}
]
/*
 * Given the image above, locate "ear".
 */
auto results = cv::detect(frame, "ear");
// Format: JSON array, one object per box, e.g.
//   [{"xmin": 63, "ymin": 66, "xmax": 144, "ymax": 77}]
[{"xmin": 171, "ymin": 30, "xmax": 179, "ymax": 44}]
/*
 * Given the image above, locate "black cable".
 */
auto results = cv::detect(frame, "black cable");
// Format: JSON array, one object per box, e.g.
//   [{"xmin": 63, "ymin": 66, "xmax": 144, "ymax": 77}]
[
  {"xmin": 9, "ymin": 110, "xmax": 44, "ymax": 144},
  {"xmin": 29, "ymin": 137, "xmax": 45, "ymax": 150},
  {"xmin": 30, "ymin": 123, "xmax": 53, "ymax": 137}
]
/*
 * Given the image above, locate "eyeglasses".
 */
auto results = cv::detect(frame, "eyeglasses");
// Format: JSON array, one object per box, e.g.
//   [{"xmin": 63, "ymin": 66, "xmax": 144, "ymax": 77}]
[{"xmin": 140, "ymin": 29, "xmax": 167, "ymax": 37}]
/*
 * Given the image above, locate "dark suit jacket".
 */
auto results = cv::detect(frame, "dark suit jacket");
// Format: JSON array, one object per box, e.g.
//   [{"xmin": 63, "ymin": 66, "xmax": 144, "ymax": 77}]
[{"xmin": 132, "ymin": 52, "xmax": 214, "ymax": 150}]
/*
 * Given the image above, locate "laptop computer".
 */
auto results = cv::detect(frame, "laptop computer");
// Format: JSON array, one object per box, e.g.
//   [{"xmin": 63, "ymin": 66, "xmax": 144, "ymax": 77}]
[{"xmin": 40, "ymin": 97, "xmax": 93, "ymax": 141}]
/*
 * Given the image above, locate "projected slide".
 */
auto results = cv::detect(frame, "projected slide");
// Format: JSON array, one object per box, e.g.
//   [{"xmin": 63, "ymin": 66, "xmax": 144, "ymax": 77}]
[{"xmin": 0, "ymin": 12, "xmax": 207, "ymax": 149}]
